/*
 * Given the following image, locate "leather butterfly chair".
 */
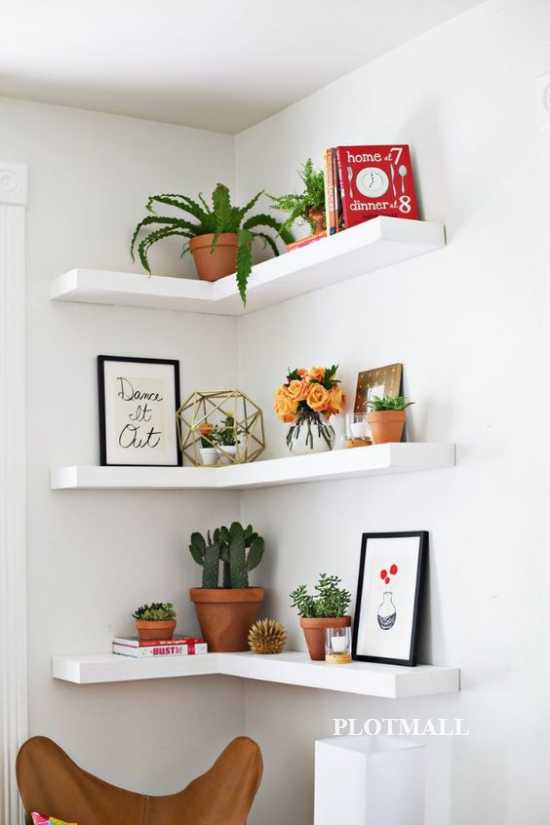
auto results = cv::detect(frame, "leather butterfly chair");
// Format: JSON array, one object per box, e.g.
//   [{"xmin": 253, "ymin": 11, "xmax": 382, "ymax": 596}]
[{"xmin": 17, "ymin": 735, "xmax": 263, "ymax": 825}]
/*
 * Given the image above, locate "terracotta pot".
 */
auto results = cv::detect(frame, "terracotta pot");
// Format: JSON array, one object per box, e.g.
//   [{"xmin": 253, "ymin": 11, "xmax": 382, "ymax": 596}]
[
  {"xmin": 135, "ymin": 619, "xmax": 176, "ymax": 642},
  {"xmin": 189, "ymin": 233, "xmax": 238, "ymax": 282},
  {"xmin": 367, "ymin": 410, "xmax": 406, "ymax": 444},
  {"xmin": 190, "ymin": 587, "xmax": 264, "ymax": 652},
  {"xmin": 307, "ymin": 207, "xmax": 326, "ymax": 236},
  {"xmin": 300, "ymin": 616, "xmax": 351, "ymax": 661}
]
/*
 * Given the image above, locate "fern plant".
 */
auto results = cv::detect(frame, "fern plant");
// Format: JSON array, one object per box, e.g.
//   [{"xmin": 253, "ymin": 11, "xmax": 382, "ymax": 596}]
[
  {"xmin": 131, "ymin": 183, "xmax": 293, "ymax": 304},
  {"xmin": 269, "ymin": 158, "xmax": 326, "ymax": 233}
]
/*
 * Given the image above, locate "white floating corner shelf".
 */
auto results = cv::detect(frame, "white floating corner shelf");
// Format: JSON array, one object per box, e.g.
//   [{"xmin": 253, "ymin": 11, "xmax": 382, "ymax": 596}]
[
  {"xmin": 52, "ymin": 651, "xmax": 460, "ymax": 698},
  {"xmin": 50, "ymin": 217, "xmax": 445, "ymax": 316},
  {"xmin": 50, "ymin": 443, "xmax": 455, "ymax": 491}
]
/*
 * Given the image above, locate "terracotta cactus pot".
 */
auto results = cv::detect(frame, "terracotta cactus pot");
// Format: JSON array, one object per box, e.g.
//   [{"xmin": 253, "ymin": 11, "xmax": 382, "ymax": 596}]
[
  {"xmin": 367, "ymin": 410, "xmax": 406, "ymax": 444},
  {"xmin": 300, "ymin": 616, "xmax": 351, "ymax": 661},
  {"xmin": 135, "ymin": 619, "xmax": 176, "ymax": 642},
  {"xmin": 190, "ymin": 587, "xmax": 264, "ymax": 652},
  {"xmin": 189, "ymin": 232, "xmax": 238, "ymax": 282}
]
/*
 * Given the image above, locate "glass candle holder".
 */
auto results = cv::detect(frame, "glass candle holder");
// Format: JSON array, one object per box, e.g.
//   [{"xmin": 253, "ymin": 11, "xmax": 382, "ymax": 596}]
[
  {"xmin": 325, "ymin": 626, "xmax": 352, "ymax": 664},
  {"xmin": 345, "ymin": 413, "xmax": 371, "ymax": 447}
]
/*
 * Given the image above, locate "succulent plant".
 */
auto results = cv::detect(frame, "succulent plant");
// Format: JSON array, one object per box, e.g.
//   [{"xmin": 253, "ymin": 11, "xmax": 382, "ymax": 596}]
[
  {"xmin": 367, "ymin": 395, "xmax": 414, "ymax": 412},
  {"xmin": 132, "ymin": 602, "xmax": 176, "ymax": 621},
  {"xmin": 290, "ymin": 574, "xmax": 351, "ymax": 618},
  {"xmin": 248, "ymin": 618, "xmax": 287, "ymax": 654},
  {"xmin": 189, "ymin": 522, "xmax": 265, "ymax": 589}
]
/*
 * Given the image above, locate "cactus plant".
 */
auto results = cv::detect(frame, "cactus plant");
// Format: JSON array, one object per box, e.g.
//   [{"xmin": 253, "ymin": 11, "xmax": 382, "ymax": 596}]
[{"xmin": 189, "ymin": 522, "xmax": 265, "ymax": 589}]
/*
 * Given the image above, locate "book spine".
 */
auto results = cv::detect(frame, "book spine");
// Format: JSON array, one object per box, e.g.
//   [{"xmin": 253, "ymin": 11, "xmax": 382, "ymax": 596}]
[
  {"xmin": 332, "ymin": 149, "xmax": 341, "ymax": 233},
  {"xmin": 323, "ymin": 149, "xmax": 333, "ymax": 236},
  {"xmin": 327, "ymin": 148, "xmax": 337, "ymax": 235},
  {"xmin": 113, "ymin": 644, "xmax": 189, "ymax": 657},
  {"xmin": 334, "ymin": 147, "xmax": 350, "ymax": 229}
]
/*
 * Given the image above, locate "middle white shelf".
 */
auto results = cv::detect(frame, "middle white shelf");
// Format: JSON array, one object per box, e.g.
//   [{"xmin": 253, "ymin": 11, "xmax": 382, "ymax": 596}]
[
  {"xmin": 52, "ymin": 651, "xmax": 460, "ymax": 698},
  {"xmin": 50, "ymin": 442, "xmax": 455, "ymax": 491}
]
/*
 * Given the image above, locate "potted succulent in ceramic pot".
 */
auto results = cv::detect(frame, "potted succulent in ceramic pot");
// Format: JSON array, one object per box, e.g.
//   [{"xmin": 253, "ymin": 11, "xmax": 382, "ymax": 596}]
[
  {"xmin": 367, "ymin": 395, "xmax": 414, "ymax": 444},
  {"xmin": 290, "ymin": 574, "xmax": 351, "ymax": 661},
  {"xmin": 189, "ymin": 522, "xmax": 265, "ymax": 651},
  {"xmin": 132, "ymin": 602, "xmax": 176, "ymax": 641},
  {"xmin": 131, "ymin": 184, "xmax": 294, "ymax": 305}
]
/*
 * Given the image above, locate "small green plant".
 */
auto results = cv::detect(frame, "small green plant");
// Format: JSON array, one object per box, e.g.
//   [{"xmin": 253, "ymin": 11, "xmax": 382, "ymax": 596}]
[
  {"xmin": 367, "ymin": 395, "xmax": 414, "ymax": 412},
  {"xmin": 217, "ymin": 414, "xmax": 237, "ymax": 447},
  {"xmin": 132, "ymin": 602, "xmax": 176, "ymax": 621},
  {"xmin": 131, "ymin": 183, "xmax": 294, "ymax": 304},
  {"xmin": 189, "ymin": 522, "xmax": 265, "ymax": 589},
  {"xmin": 269, "ymin": 159, "xmax": 326, "ymax": 234},
  {"xmin": 290, "ymin": 574, "xmax": 351, "ymax": 618}
]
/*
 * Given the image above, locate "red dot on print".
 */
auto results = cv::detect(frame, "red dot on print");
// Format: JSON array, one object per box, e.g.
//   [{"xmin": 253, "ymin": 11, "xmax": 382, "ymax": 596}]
[
  {"xmin": 380, "ymin": 569, "xmax": 388, "ymax": 580},
  {"xmin": 390, "ymin": 564, "xmax": 398, "ymax": 575},
  {"xmin": 385, "ymin": 577, "xmax": 390, "ymax": 584}
]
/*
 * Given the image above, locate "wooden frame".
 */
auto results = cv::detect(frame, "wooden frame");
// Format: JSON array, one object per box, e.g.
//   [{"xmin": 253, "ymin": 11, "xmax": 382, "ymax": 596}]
[
  {"xmin": 352, "ymin": 531, "xmax": 427, "ymax": 667},
  {"xmin": 354, "ymin": 363, "xmax": 403, "ymax": 413},
  {"xmin": 97, "ymin": 355, "xmax": 182, "ymax": 467}
]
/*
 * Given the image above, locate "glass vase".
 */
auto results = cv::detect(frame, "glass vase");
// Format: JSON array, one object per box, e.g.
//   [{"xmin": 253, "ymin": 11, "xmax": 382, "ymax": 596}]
[
  {"xmin": 377, "ymin": 592, "xmax": 397, "ymax": 630},
  {"xmin": 286, "ymin": 410, "xmax": 335, "ymax": 455}
]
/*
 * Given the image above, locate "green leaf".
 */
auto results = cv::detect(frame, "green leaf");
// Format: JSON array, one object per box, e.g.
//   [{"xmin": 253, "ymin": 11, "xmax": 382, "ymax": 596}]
[
  {"xmin": 136, "ymin": 226, "xmax": 193, "ymax": 273},
  {"xmin": 251, "ymin": 231, "xmax": 279, "ymax": 258},
  {"xmin": 145, "ymin": 194, "xmax": 209, "ymax": 224},
  {"xmin": 131, "ymin": 216, "xmax": 197, "ymax": 261},
  {"xmin": 238, "ymin": 190, "xmax": 264, "ymax": 221},
  {"xmin": 246, "ymin": 536, "xmax": 264, "ymax": 571},
  {"xmin": 236, "ymin": 229, "xmax": 253, "ymax": 305}
]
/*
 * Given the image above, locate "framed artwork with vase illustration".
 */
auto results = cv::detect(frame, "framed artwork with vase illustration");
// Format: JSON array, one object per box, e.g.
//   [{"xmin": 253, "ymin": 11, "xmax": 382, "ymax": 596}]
[
  {"xmin": 352, "ymin": 531, "xmax": 427, "ymax": 666},
  {"xmin": 97, "ymin": 355, "xmax": 182, "ymax": 467}
]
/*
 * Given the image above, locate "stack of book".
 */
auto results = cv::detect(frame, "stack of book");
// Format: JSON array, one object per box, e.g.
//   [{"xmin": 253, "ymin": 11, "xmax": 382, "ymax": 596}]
[
  {"xmin": 324, "ymin": 144, "xmax": 419, "ymax": 235},
  {"xmin": 113, "ymin": 635, "xmax": 208, "ymax": 658}
]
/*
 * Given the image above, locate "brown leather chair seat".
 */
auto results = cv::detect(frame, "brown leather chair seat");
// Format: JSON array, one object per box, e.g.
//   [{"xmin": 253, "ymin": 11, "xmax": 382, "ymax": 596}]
[{"xmin": 17, "ymin": 735, "xmax": 262, "ymax": 825}]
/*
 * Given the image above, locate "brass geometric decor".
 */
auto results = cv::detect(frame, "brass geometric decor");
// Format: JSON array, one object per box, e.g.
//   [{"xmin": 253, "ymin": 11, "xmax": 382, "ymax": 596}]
[{"xmin": 176, "ymin": 389, "xmax": 265, "ymax": 467}]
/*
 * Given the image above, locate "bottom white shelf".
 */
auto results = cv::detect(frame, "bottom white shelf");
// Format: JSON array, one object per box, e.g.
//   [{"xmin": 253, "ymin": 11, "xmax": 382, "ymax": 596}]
[{"xmin": 52, "ymin": 651, "xmax": 460, "ymax": 699}]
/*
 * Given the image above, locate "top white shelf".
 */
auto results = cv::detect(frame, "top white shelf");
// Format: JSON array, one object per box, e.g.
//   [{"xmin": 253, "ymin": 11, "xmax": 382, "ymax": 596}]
[{"xmin": 50, "ymin": 217, "xmax": 445, "ymax": 316}]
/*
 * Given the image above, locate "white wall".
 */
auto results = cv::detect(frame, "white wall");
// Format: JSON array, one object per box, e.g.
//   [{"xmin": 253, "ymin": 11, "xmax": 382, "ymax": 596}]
[
  {"xmin": 236, "ymin": 1, "xmax": 550, "ymax": 823},
  {"xmin": 0, "ymin": 97, "xmax": 246, "ymax": 793}
]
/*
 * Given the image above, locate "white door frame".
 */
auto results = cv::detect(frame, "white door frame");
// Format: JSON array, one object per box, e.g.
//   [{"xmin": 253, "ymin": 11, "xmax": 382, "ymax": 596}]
[{"xmin": 0, "ymin": 161, "xmax": 28, "ymax": 825}]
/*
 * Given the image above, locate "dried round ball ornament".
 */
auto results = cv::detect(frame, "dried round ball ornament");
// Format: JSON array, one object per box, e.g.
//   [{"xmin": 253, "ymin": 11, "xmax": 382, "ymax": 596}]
[{"xmin": 248, "ymin": 618, "xmax": 287, "ymax": 655}]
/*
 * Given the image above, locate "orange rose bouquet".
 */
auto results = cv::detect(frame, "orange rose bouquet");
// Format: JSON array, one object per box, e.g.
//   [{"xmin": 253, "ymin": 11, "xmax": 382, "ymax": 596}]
[{"xmin": 274, "ymin": 365, "xmax": 345, "ymax": 451}]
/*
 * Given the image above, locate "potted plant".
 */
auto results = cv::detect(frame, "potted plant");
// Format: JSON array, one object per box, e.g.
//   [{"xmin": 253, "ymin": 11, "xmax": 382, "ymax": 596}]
[
  {"xmin": 269, "ymin": 158, "xmax": 326, "ymax": 239},
  {"xmin": 367, "ymin": 395, "xmax": 414, "ymax": 444},
  {"xmin": 132, "ymin": 602, "xmax": 176, "ymax": 641},
  {"xmin": 189, "ymin": 522, "xmax": 265, "ymax": 651},
  {"xmin": 274, "ymin": 365, "xmax": 345, "ymax": 453},
  {"xmin": 217, "ymin": 414, "xmax": 238, "ymax": 464},
  {"xmin": 290, "ymin": 574, "xmax": 351, "ymax": 661},
  {"xmin": 198, "ymin": 422, "xmax": 218, "ymax": 466},
  {"xmin": 131, "ymin": 183, "xmax": 294, "ymax": 305}
]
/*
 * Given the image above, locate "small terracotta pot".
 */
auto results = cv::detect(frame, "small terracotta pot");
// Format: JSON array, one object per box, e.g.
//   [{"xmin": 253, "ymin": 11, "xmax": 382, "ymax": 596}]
[
  {"xmin": 308, "ymin": 207, "xmax": 326, "ymax": 236},
  {"xmin": 135, "ymin": 619, "xmax": 176, "ymax": 642},
  {"xmin": 300, "ymin": 616, "xmax": 351, "ymax": 661},
  {"xmin": 190, "ymin": 587, "xmax": 264, "ymax": 652},
  {"xmin": 189, "ymin": 233, "xmax": 238, "ymax": 282},
  {"xmin": 367, "ymin": 410, "xmax": 406, "ymax": 444}
]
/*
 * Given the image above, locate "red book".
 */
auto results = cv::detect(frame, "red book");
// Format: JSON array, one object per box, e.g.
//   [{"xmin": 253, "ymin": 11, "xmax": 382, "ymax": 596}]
[
  {"xmin": 113, "ymin": 635, "xmax": 202, "ymax": 648},
  {"xmin": 334, "ymin": 145, "xmax": 419, "ymax": 228}
]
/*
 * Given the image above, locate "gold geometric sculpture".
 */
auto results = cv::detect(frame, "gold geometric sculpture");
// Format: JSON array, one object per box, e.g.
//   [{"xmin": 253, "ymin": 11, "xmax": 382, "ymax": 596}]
[{"xmin": 176, "ymin": 389, "xmax": 265, "ymax": 467}]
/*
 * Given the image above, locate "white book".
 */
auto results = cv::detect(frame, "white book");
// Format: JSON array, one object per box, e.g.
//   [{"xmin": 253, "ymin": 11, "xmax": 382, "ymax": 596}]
[{"xmin": 113, "ymin": 642, "xmax": 208, "ymax": 658}]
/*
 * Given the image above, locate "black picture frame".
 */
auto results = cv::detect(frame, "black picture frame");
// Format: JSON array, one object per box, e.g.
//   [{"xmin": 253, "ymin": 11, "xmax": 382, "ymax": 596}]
[
  {"xmin": 97, "ymin": 355, "xmax": 182, "ymax": 467},
  {"xmin": 352, "ymin": 531, "xmax": 428, "ymax": 667}
]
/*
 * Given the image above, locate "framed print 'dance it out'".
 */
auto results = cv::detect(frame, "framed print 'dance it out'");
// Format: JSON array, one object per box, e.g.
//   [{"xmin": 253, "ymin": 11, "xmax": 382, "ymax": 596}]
[
  {"xmin": 352, "ymin": 531, "xmax": 427, "ymax": 666},
  {"xmin": 98, "ymin": 356, "xmax": 182, "ymax": 467}
]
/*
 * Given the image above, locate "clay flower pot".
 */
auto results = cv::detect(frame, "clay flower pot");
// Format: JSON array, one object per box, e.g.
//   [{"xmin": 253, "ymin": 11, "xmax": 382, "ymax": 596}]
[
  {"xmin": 300, "ymin": 616, "xmax": 351, "ymax": 661},
  {"xmin": 307, "ymin": 207, "xmax": 326, "ymax": 236},
  {"xmin": 367, "ymin": 410, "xmax": 406, "ymax": 444},
  {"xmin": 135, "ymin": 619, "xmax": 176, "ymax": 642},
  {"xmin": 190, "ymin": 587, "xmax": 264, "ymax": 652},
  {"xmin": 189, "ymin": 232, "xmax": 238, "ymax": 282}
]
